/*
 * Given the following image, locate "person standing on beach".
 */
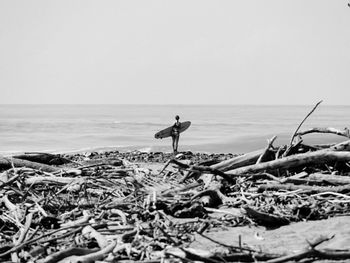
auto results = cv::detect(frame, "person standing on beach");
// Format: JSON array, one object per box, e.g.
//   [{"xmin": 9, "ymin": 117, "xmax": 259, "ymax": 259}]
[{"xmin": 171, "ymin": 115, "xmax": 181, "ymax": 154}]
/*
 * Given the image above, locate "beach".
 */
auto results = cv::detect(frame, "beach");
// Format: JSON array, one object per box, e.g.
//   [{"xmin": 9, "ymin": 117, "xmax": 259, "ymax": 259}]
[
  {"xmin": 1, "ymin": 104, "xmax": 350, "ymax": 262},
  {"xmin": 1, "ymin": 140, "xmax": 350, "ymax": 262},
  {"xmin": 1, "ymin": 0, "xmax": 349, "ymax": 261}
]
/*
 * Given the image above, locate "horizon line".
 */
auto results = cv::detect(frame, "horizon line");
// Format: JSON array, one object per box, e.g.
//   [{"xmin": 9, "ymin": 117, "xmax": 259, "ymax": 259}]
[{"xmin": 0, "ymin": 102, "xmax": 348, "ymax": 106}]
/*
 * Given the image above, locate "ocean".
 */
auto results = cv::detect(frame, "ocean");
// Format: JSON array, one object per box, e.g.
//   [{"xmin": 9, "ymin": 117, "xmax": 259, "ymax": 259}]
[{"xmin": 0, "ymin": 104, "xmax": 349, "ymax": 155}]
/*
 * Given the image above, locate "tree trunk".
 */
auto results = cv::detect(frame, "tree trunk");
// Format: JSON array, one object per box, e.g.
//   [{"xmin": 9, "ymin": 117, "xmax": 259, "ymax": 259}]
[
  {"xmin": 226, "ymin": 151, "xmax": 350, "ymax": 176},
  {"xmin": 211, "ymin": 149, "xmax": 265, "ymax": 171}
]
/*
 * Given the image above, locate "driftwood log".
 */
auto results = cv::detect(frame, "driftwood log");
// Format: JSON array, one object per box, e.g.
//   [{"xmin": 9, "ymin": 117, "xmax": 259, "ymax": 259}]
[
  {"xmin": 284, "ymin": 173, "xmax": 350, "ymax": 186},
  {"xmin": 256, "ymin": 136, "xmax": 277, "ymax": 164},
  {"xmin": 297, "ymin": 127, "xmax": 350, "ymax": 138},
  {"xmin": 13, "ymin": 153, "xmax": 71, "ymax": 165},
  {"xmin": 22, "ymin": 176, "xmax": 83, "ymax": 186},
  {"xmin": 258, "ymin": 183, "xmax": 350, "ymax": 194},
  {"xmin": 243, "ymin": 206, "xmax": 290, "ymax": 227},
  {"xmin": 0, "ymin": 157, "xmax": 60, "ymax": 173},
  {"xmin": 211, "ymin": 149, "xmax": 265, "ymax": 171},
  {"xmin": 226, "ymin": 148, "xmax": 350, "ymax": 177}
]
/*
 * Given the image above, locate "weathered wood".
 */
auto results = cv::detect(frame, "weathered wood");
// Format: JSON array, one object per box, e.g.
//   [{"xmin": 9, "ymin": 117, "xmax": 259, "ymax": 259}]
[
  {"xmin": 284, "ymin": 100, "xmax": 323, "ymax": 157},
  {"xmin": 13, "ymin": 153, "xmax": 71, "ymax": 165},
  {"xmin": 61, "ymin": 210, "xmax": 91, "ymax": 228},
  {"xmin": 308, "ymin": 173, "xmax": 350, "ymax": 185},
  {"xmin": 244, "ymin": 206, "xmax": 290, "ymax": 227},
  {"xmin": 258, "ymin": 183, "xmax": 350, "ymax": 194},
  {"xmin": 2, "ymin": 194, "xmax": 24, "ymax": 221},
  {"xmin": 284, "ymin": 173, "xmax": 350, "ymax": 186},
  {"xmin": 23, "ymin": 176, "xmax": 83, "ymax": 186},
  {"xmin": 297, "ymin": 127, "xmax": 350, "ymax": 138},
  {"xmin": 328, "ymin": 139, "xmax": 350, "ymax": 151},
  {"xmin": 63, "ymin": 240, "xmax": 117, "ymax": 263},
  {"xmin": 82, "ymin": 226, "xmax": 109, "ymax": 248},
  {"xmin": 14, "ymin": 212, "xmax": 33, "ymax": 247},
  {"xmin": 256, "ymin": 136, "xmax": 277, "ymax": 164},
  {"xmin": 170, "ymin": 159, "xmax": 234, "ymax": 182},
  {"xmin": 0, "ymin": 157, "xmax": 60, "ymax": 173},
  {"xmin": 211, "ymin": 149, "xmax": 265, "ymax": 171},
  {"xmin": 226, "ymin": 149, "xmax": 350, "ymax": 177},
  {"xmin": 37, "ymin": 247, "xmax": 99, "ymax": 263},
  {"xmin": 214, "ymin": 138, "xmax": 350, "ymax": 173},
  {"xmin": 0, "ymin": 172, "xmax": 23, "ymax": 189}
]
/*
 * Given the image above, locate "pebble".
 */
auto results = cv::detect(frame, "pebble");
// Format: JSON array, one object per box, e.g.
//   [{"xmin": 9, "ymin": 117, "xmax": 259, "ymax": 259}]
[{"xmin": 65, "ymin": 150, "xmax": 239, "ymax": 165}]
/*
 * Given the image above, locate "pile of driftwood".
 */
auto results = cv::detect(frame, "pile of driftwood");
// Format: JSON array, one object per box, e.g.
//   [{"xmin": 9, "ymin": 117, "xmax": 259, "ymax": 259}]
[
  {"xmin": 1, "ymin": 99, "xmax": 350, "ymax": 262},
  {"xmin": 1, "ymin": 131, "xmax": 350, "ymax": 262}
]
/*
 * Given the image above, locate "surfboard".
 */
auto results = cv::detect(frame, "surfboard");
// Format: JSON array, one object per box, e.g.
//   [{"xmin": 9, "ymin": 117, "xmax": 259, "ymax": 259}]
[{"xmin": 154, "ymin": 121, "xmax": 191, "ymax": 139}]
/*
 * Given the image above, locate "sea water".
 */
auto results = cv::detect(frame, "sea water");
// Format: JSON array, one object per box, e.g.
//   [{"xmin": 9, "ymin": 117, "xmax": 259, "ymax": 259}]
[{"xmin": 0, "ymin": 104, "xmax": 349, "ymax": 155}]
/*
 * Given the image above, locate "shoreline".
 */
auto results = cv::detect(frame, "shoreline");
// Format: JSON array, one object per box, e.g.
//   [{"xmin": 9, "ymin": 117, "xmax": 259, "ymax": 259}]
[
  {"xmin": 2, "ymin": 150, "xmax": 239, "ymax": 165},
  {"xmin": 63, "ymin": 149, "xmax": 238, "ymax": 167},
  {"xmin": 0, "ymin": 143, "xmax": 249, "ymax": 157},
  {"xmin": 0, "ymin": 133, "xmax": 345, "ymax": 158}
]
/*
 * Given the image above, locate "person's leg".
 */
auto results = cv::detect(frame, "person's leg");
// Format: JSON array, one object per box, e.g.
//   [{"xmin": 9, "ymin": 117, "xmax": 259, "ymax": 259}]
[
  {"xmin": 174, "ymin": 135, "xmax": 179, "ymax": 153},
  {"xmin": 172, "ymin": 135, "xmax": 176, "ymax": 153}
]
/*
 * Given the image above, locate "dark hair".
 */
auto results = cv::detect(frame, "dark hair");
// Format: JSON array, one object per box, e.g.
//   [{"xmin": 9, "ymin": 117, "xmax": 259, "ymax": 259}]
[{"xmin": 175, "ymin": 115, "xmax": 180, "ymax": 120}]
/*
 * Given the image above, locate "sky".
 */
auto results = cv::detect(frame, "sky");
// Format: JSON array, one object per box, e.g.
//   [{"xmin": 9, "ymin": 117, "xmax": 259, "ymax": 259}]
[{"xmin": 0, "ymin": 1, "xmax": 349, "ymax": 105}]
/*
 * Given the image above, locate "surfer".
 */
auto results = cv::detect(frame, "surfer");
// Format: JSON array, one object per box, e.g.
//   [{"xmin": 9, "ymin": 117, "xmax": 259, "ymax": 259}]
[
  {"xmin": 171, "ymin": 115, "xmax": 181, "ymax": 154},
  {"xmin": 154, "ymin": 116, "xmax": 190, "ymax": 153}
]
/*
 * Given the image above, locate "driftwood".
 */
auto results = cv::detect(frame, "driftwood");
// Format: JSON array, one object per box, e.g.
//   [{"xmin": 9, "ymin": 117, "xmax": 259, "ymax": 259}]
[
  {"xmin": 283, "ymin": 100, "xmax": 323, "ymax": 157},
  {"xmin": 23, "ymin": 176, "xmax": 83, "ymax": 186},
  {"xmin": 13, "ymin": 153, "xmax": 71, "ymax": 165},
  {"xmin": 37, "ymin": 247, "xmax": 99, "ymax": 263},
  {"xmin": 308, "ymin": 173, "xmax": 350, "ymax": 184},
  {"xmin": 284, "ymin": 173, "xmax": 350, "ymax": 186},
  {"xmin": 0, "ymin": 172, "xmax": 23, "ymax": 188},
  {"xmin": 69, "ymin": 240, "xmax": 117, "ymax": 263},
  {"xmin": 0, "ymin": 148, "xmax": 349, "ymax": 262},
  {"xmin": 243, "ymin": 206, "xmax": 290, "ymax": 227},
  {"xmin": 328, "ymin": 139, "xmax": 350, "ymax": 151},
  {"xmin": 170, "ymin": 159, "xmax": 233, "ymax": 182},
  {"xmin": 2, "ymin": 194, "xmax": 24, "ymax": 221},
  {"xmin": 226, "ymin": 150, "xmax": 350, "ymax": 176},
  {"xmin": 0, "ymin": 157, "xmax": 60, "ymax": 173},
  {"xmin": 211, "ymin": 148, "xmax": 265, "ymax": 171},
  {"xmin": 258, "ymin": 183, "xmax": 350, "ymax": 194},
  {"xmin": 297, "ymin": 127, "xmax": 350, "ymax": 138},
  {"xmin": 256, "ymin": 136, "xmax": 277, "ymax": 164}
]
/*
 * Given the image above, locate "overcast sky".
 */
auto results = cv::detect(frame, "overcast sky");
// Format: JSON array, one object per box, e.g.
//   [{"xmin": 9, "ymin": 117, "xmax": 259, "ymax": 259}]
[{"xmin": 0, "ymin": 1, "xmax": 349, "ymax": 105}]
